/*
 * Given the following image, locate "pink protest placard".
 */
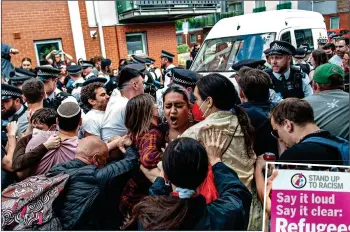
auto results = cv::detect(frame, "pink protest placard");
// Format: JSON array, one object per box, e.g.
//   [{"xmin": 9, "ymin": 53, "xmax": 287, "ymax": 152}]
[{"xmin": 270, "ymin": 169, "xmax": 350, "ymax": 232}]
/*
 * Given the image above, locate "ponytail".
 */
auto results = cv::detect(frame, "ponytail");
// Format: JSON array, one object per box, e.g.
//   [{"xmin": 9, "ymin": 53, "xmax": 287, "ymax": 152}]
[
  {"xmin": 233, "ymin": 105, "xmax": 254, "ymax": 157},
  {"xmin": 125, "ymin": 196, "xmax": 198, "ymax": 230}
]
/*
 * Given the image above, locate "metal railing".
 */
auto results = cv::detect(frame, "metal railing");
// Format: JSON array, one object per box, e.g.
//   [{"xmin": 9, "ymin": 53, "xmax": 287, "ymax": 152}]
[{"xmin": 116, "ymin": 0, "xmax": 219, "ymax": 14}]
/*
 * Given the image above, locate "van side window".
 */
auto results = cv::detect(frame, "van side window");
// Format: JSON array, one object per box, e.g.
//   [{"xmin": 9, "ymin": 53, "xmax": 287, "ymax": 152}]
[
  {"xmin": 281, "ymin": 31, "xmax": 291, "ymax": 44},
  {"xmin": 294, "ymin": 29, "xmax": 314, "ymax": 50}
]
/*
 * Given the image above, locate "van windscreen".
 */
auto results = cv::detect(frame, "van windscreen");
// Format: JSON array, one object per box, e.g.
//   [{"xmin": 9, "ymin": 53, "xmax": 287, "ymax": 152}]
[{"xmin": 191, "ymin": 32, "xmax": 276, "ymax": 72}]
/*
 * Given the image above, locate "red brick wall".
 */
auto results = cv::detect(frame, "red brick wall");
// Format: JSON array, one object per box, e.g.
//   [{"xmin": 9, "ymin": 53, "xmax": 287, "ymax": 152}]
[
  {"xmin": 103, "ymin": 27, "xmax": 120, "ymax": 69},
  {"xmin": 116, "ymin": 22, "xmax": 178, "ymax": 68},
  {"xmin": 324, "ymin": 12, "xmax": 350, "ymax": 30},
  {"xmin": 1, "ymin": 1, "xmax": 75, "ymax": 67}
]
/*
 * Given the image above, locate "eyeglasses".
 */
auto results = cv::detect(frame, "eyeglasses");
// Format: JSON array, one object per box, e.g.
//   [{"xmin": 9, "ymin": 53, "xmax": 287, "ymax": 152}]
[{"xmin": 271, "ymin": 129, "xmax": 279, "ymax": 139}]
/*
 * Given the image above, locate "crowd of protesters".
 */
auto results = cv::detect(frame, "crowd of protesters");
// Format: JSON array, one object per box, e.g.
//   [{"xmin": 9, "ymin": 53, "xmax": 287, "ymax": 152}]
[{"xmin": 0, "ymin": 36, "xmax": 349, "ymax": 231}]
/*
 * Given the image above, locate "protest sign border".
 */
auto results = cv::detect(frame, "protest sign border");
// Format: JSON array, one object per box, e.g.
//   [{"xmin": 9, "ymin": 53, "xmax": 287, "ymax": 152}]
[{"xmin": 262, "ymin": 162, "xmax": 350, "ymax": 232}]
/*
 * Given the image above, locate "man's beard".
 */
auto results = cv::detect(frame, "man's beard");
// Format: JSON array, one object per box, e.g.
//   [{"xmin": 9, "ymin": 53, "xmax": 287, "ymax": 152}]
[
  {"xmin": 2, "ymin": 107, "xmax": 16, "ymax": 119},
  {"xmin": 326, "ymin": 53, "xmax": 333, "ymax": 60},
  {"xmin": 161, "ymin": 63, "xmax": 166, "ymax": 69}
]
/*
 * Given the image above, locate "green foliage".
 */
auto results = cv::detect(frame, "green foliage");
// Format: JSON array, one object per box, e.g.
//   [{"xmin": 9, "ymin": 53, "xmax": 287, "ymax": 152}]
[
  {"xmin": 175, "ymin": 11, "xmax": 243, "ymax": 31},
  {"xmin": 177, "ymin": 44, "xmax": 190, "ymax": 54}
]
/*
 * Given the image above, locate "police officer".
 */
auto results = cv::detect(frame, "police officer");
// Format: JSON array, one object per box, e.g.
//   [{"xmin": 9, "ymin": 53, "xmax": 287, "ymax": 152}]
[
  {"xmin": 265, "ymin": 41, "xmax": 313, "ymax": 99},
  {"xmin": 1, "ymin": 84, "xmax": 28, "ymax": 138},
  {"xmin": 145, "ymin": 57, "xmax": 161, "ymax": 82},
  {"xmin": 8, "ymin": 68, "xmax": 36, "ymax": 89},
  {"xmin": 160, "ymin": 50, "xmax": 176, "ymax": 87},
  {"xmin": 293, "ymin": 47, "xmax": 312, "ymax": 75},
  {"xmin": 36, "ymin": 66, "xmax": 77, "ymax": 110},
  {"xmin": 299, "ymin": 43, "xmax": 313, "ymax": 68},
  {"xmin": 66, "ymin": 65, "xmax": 85, "ymax": 102},
  {"xmin": 81, "ymin": 60, "xmax": 97, "ymax": 80}
]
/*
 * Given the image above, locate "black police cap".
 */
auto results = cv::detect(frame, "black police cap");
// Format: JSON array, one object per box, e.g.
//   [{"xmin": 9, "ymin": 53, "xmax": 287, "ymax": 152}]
[
  {"xmin": 1, "ymin": 84, "xmax": 23, "ymax": 100},
  {"xmin": 81, "ymin": 60, "xmax": 94, "ymax": 69},
  {"xmin": 66, "ymin": 65, "xmax": 82, "ymax": 75},
  {"xmin": 231, "ymin": 59, "xmax": 266, "ymax": 71},
  {"xmin": 269, "ymin": 41, "xmax": 296, "ymax": 56},
  {"xmin": 172, "ymin": 68, "xmax": 198, "ymax": 87},
  {"xmin": 160, "ymin": 50, "xmax": 175, "ymax": 59},
  {"xmin": 35, "ymin": 65, "xmax": 61, "ymax": 81},
  {"xmin": 294, "ymin": 48, "xmax": 307, "ymax": 59}
]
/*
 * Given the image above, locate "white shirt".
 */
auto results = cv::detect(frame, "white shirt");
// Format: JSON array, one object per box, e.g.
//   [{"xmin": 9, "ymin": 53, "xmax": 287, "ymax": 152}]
[
  {"xmin": 272, "ymin": 68, "xmax": 313, "ymax": 97},
  {"xmin": 82, "ymin": 109, "xmax": 104, "ymax": 137},
  {"xmin": 100, "ymin": 89, "xmax": 129, "ymax": 142},
  {"xmin": 163, "ymin": 64, "xmax": 175, "ymax": 87},
  {"xmin": 72, "ymin": 78, "xmax": 85, "ymax": 101},
  {"xmin": 156, "ymin": 86, "xmax": 168, "ymax": 118},
  {"xmin": 329, "ymin": 55, "xmax": 343, "ymax": 67}
]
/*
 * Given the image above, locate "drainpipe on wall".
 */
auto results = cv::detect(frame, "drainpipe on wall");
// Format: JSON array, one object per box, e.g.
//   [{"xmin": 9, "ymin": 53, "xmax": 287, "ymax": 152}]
[{"xmin": 93, "ymin": 1, "xmax": 106, "ymax": 58}]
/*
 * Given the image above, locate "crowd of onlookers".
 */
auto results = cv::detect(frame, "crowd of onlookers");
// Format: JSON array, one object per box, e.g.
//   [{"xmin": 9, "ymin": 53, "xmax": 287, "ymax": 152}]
[{"xmin": 0, "ymin": 36, "xmax": 349, "ymax": 231}]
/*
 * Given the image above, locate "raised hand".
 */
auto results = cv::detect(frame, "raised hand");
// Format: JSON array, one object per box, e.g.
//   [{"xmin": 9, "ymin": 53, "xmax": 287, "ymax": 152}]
[{"xmin": 201, "ymin": 127, "xmax": 227, "ymax": 166}]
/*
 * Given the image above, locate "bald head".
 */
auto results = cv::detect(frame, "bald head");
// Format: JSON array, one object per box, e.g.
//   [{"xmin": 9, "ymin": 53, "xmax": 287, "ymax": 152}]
[{"xmin": 76, "ymin": 136, "xmax": 108, "ymax": 160}]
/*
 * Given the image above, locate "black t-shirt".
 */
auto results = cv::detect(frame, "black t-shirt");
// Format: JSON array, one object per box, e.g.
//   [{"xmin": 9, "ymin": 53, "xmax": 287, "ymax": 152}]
[{"xmin": 278, "ymin": 131, "xmax": 344, "ymax": 166}]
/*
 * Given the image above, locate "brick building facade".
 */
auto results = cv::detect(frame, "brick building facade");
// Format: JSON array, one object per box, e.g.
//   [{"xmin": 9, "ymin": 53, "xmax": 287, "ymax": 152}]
[
  {"xmin": 2, "ymin": 1, "xmax": 179, "ymax": 69},
  {"xmin": 322, "ymin": 0, "xmax": 349, "ymax": 30}
]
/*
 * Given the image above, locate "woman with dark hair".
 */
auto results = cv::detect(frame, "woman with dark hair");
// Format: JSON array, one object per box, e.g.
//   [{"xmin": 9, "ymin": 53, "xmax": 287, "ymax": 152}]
[
  {"xmin": 126, "ymin": 132, "xmax": 252, "ymax": 230},
  {"xmin": 181, "ymin": 73, "xmax": 261, "ymax": 230},
  {"xmin": 309, "ymin": 49, "xmax": 329, "ymax": 82},
  {"xmin": 162, "ymin": 84, "xmax": 195, "ymax": 142},
  {"xmin": 20, "ymin": 57, "xmax": 36, "ymax": 73},
  {"xmin": 119, "ymin": 94, "xmax": 164, "ymax": 221}
]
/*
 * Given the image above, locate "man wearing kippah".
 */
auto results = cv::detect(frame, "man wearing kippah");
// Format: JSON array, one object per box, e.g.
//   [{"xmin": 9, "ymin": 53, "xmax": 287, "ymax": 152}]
[
  {"xmin": 304, "ymin": 63, "xmax": 349, "ymax": 140},
  {"xmin": 17, "ymin": 102, "xmax": 81, "ymax": 180}
]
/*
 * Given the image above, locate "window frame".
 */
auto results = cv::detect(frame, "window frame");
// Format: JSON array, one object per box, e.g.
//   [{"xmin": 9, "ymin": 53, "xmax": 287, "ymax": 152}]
[
  {"xmin": 190, "ymin": 34, "xmax": 197, "ymax": 43},
  {"xmin": 177, "ymin": 35, "xmax": 183, "ymax": 45},
  {"xmin": 126, "ymin": 32, "xmax": 148, "ymax": 56},
  {"xmin": 330, "ymin": 17, "xmax": 340, "ymax": 30},
  {"xmin": 294, "ymin": 29, "xmax": 314, "ymax": 51},
  {"xmin": 255, "ymin": 0, "xmax": 265, "ymax": 8},
  {"xmin": 280, "ymin": 31, "xmax": 292, "ymax": 44},
  {"xmin": 33, "ymin": 39, "xmax": 63, "ymax": 66},
  {"xmin": 228, "ymin": 2, "xmax": 243, "ymax": 13}
]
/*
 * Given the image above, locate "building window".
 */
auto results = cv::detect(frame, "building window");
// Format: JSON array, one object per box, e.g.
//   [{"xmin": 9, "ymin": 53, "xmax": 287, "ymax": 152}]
[
  {"xmin": 294, "ymin": 29, "xmax": 314, "ymax": 51},
  {"xmin": 177, "ymin": 35, "xmax": 183, "ymax": 45},
  {"xmin": 330, "ymin": 17, "xmax": 340, "ymax": 29},
  {"xmin": 190, "ymin": 34, "xmax": 196, "ymax": 43},
  {"xmin": 255, "ymin": 1, "xmax": 265, "ymax": 8},
  {"xmin": 281, "ymin": 31, "xmax": 291, "ymax": 44},
  {"xmin": 34, "ymin": 39, "xmax": 63, "ymax": 66},
  {"xmin": 126, "ymin": 32, "xmax": 148, "ymax": 56},
  {"xmin": 228, "ymin": 2, "xmax": 243, "ymax": 13}
]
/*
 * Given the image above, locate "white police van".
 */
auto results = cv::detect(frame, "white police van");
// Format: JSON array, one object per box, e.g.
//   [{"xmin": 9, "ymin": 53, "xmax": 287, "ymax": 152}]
[{"xmin": 190, "ymin": 10, "xmax": 327, "ymax": 88}]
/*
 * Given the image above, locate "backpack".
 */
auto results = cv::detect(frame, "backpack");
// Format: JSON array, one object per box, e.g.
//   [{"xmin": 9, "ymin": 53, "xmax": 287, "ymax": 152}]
[
  {"xmin": 301, "ymin": 136, "xmax": 349, "ymax": 165},
  {"xmin": 1, "ymin": 172, "xmax": 69, "ymax": 230}
]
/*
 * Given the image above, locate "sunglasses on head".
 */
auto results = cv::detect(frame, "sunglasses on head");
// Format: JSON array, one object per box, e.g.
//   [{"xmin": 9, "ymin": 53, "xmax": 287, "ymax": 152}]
[{"xmin": 271, "ymin": 129, "xmax": 279, "ymax": 139}]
